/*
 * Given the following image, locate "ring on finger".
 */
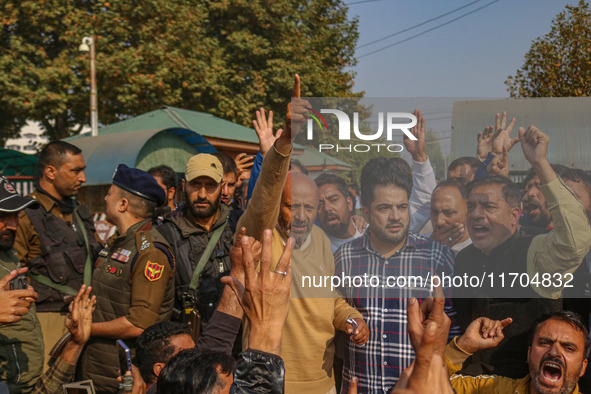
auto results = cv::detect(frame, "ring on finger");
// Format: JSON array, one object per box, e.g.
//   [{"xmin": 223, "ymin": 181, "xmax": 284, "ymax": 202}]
[
  {"xmin": 448, "ymin": 237, "xmax": 453, "ymax": 243},
  {"xmin": 273, "ymin": 270, "xmax": 287, "ymax": 276}
]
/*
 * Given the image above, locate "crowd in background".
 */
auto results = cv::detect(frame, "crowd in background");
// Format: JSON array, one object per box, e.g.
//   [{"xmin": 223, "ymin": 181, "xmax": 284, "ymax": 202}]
[{"xmin": 0, "ymin": 75, "xmax": 590, "ymax": 394}]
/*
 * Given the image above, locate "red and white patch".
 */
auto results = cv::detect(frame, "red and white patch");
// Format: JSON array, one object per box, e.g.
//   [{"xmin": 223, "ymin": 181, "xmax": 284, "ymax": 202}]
[{"xmin": 3, "ymin": 180, "xmax": 15, "ymax": 194}]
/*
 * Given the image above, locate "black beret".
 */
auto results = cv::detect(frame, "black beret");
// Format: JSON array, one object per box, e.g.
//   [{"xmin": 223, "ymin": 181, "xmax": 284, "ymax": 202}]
[{"xmin": 112, "ymin": 164, "xmax": 166, "ymax": 206}]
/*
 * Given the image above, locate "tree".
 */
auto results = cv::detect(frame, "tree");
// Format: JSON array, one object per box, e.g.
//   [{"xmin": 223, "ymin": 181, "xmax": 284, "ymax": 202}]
[
  {"xmin": 506, "ymin": 0, "xmax": 591, "ymax": 97},
  {"xmin": 425, "ymin": 129, "xmax": 446, "ymax": 180},
  {"xmin": 0, "ymin": 0, "xmax": 359, "ymax": 142}
]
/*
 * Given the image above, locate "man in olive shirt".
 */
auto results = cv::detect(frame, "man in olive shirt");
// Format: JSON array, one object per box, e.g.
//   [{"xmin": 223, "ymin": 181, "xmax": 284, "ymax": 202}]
[
  {"xmin": 77, "ymin": 164, "xmax": 175, "ymax": 393},
  {"xmin": 14, "ymin": 141, "xmax": 101, "ymax": 363},
  {"xmin": 0, "ymin": 176, "xmax": 42, "ymax": 393}
]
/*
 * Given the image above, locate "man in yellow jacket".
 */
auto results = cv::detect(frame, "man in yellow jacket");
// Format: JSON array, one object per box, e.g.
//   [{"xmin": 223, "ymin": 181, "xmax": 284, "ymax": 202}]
[{"xmin": 446, "ymin": 311, "xmax": 588, "ymax": 394}]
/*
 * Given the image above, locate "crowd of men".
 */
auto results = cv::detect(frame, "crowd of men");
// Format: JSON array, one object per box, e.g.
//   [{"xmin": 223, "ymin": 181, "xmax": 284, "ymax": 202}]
[{"xmin": 0, "ymin": 75, "xmax": 590, "ymax": 394}]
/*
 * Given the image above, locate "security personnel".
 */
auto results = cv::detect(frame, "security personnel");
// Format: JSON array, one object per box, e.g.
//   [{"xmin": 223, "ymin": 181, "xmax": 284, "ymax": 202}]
[
  {"xmin": 158, "ymin": 154, "xmax": 234, "ymax": 327},
  {"xmin": 76, "ymin": 164, "xmax": 175, "ymax": 393},
  {"xmin": 14, "ymin": 141, "xmax": 101, "ymax": 365},
  {"xmin": 0, "ymin": 176, "xmax": 43, "ymax": 393}
]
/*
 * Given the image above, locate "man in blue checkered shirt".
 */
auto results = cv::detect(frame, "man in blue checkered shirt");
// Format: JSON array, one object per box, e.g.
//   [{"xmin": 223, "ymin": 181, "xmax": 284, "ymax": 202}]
[{"xmin": 334, "ymin": 156, "xmax": 459, "ymax": 393}]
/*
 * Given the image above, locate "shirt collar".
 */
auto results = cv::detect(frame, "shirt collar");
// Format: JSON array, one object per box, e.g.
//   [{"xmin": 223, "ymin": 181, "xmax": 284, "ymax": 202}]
[{"xmin": 356, "ymin": 228, "xmax": 418, "ymax": 256}]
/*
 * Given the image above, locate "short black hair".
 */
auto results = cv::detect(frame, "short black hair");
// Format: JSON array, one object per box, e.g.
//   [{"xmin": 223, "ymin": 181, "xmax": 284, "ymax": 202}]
[
  {"xmin": 562, "ymin": 168, "xmax": 591, "ymax": 193},
  {"xmin": 529, "ymin": 311, "xmax": 591, "ymax": 358},
  {"xmin": 360, "ymin": 157, "xmax": 412, "ymax": 207},
  {"xmin": 157, "ymin": 350, "xmax": 235, "ymax": 394},
  {"xmin": 433, "ymin": 179, "xmax": 468, "ymax": 201},
  {"xmin": 135, "ymin": 321, "xmax": 192, "ymax": 384},
  {"xmin": 348, "ymin": 181, "xmax": 359, "ymax": 194},
  {"xmin": 290, "ymin": 159, "xmax": 308, "ymax": 175},
  {"xmin": 38, "ymin": 141, "xmax": 82, "ymax": 174},
  {"xmin": 523, "ymin": 164, "xmax": 571, "ymax": 188},
  {"xmin": 448, "ymin": 156, "xmax": 481, "ymax": 173},
  {"xmin": 466, "ymin": 176, "xmax": 521, "ymax": 209},
  {"xmin": 148, "ymin": 165, "xmax": 178, "ymax": 191},
  {"xmin": 212, "ymin": 152, "xmax": 237, "ymax": 176},
  {"xmin": 315, "ymin": 173, "xmax": 351, "ymax": 200}
]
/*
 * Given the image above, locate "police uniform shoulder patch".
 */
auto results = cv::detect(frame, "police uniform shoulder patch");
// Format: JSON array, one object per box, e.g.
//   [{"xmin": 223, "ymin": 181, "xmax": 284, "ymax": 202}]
[
  {"xmin": 144, "ymin": 261, "xmax": 164, "ymax": 281},
  {"xmin": 136, "ymin": 231, "xmax": 152, "ymax": 252}
]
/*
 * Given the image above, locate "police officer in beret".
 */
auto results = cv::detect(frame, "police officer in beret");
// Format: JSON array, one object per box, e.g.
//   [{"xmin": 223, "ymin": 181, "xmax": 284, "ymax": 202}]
[{"xmin": 76, "ymin": 164, "xmax": 175, "ymax": 393}]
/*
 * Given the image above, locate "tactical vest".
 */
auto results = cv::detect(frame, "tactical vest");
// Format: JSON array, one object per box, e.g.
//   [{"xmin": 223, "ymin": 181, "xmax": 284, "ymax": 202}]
[
  {"xmin": 78, "ymin": 220, "xmax": 174, "ymax": 393},
  {"xmin": 158, "ymin": 209, "xmax": 233, "ymax": 324},
  {"xmin": 454, "ymin": 233, "xmax": 562, "ymax": 379},
  {"xmin": 25, "ymin": 203, "xmax": 100, "ymax": 312}
]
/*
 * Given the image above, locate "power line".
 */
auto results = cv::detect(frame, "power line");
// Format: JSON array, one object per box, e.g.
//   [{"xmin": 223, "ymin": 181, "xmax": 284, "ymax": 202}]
[
  {"xmin": 348, "ymin": 0, "xmax": 383, "ymax": 5},
  {"xmin": 357, "ymin": 0, "xmax": 486, "ymax": 49},
  {"xmin": 358, "ymin": 0, "xmax": 501, "ymax": 59}
]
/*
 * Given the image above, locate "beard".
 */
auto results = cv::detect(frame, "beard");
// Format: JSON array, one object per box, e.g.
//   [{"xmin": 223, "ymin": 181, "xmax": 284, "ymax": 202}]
[
  {"xmin": 186, "ymin": 190, "xmax": 221, "ymax": 219},
  {"xmin": 530, "ymin": 355, "xmax": 580, "ymax": 394},
  {"xmin": 291, "ymin": 218, "xmax": 312, "ymax": 248},
  {"xmin": 319, "ymin": 211, "xmax": 350, "ymax": 238},
  {"xmin": 0, "ymin": 230, "xmax": 15, "ymax": 251},
  {"xmin": 372, "ymin": 219, "xmax": 409, "ymax": 246}
]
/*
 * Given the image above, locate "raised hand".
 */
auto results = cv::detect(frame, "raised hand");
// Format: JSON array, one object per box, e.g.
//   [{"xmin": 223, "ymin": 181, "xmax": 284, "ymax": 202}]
[
  {"xmin": 403, "ymin": 109, "xmax": 427, "ymax": 162},
  {"xmin": 225, "ymin": 229, "xmax": 292, "ymax": 355},
  {"xmin": 0, "ymin": 268, "xmax": 38, "ymax": 324},
  {"xmin": 519, "ymin": 125, "xmax": 550, "ymax": 165},
  {"xmin": 234, "ymin": 153, "xmax": 255, "ymax": 178},
  {"xmin": 487, "ymin": 146, "xmax": 509, "ymax": 177},
  {"xmin": 456, "ymin": 316, "xmax": 512, "ymax": 354},
  {"xmin": 66, "ymin": 284, "xmax": 96, "ymax": 344},
  {"xmin": 407, "ymin": 284, "xmax": 450, "ymax": 355},
  {"xmin": 492, "ymin": 112, "xmax": 519, "ymax": 156},
  {"xmin": 393, "ymin": 322, "xmax": 455, "ymax": 394},
  {"xmin": 252, "ymin": 108, "xmax": 283, "ymax": 156},
  {"xmin": 477, "ymin": 125, "xmax": 494, "ymax": 160}
]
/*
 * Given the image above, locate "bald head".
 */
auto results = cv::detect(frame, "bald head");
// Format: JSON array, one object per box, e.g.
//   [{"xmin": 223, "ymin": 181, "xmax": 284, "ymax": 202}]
[{"xmin": 279, "ymin": 172, "xmax": 318, "ymax": 248}]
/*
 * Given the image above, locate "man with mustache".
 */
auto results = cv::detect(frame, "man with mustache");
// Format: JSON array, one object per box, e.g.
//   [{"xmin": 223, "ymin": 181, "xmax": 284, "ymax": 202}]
[
  {"xmin": 237, "ymin": 75, "xmax": 368, "ymax": 393},
  {"xmin": 334, "ymin": 155, "xmax": 459, "ymax": 392},
  {"xmin": 14, "ymin": 141, "xmax": 101, "ymax": 365},
  {"xmin": 0, "ymin": 176, "xmax": 41, "ymax": 392},
  {"xmin": 315, "ymin": 173, "xmax": 362, "ymax": 253},
  {"xmin": 454, "ymin": 126, "xmax": 591, "ymax": 379},
  {"xmin": 520, "ymin": 164, "xmax": 572, "ymax": 235},
  {"xmin": 447, "ymin": 311, "xmax": 589, "ymax": 394},
  {"xmin": 158, "ymin": 154, "xmax": 235, "ymax": 330}
]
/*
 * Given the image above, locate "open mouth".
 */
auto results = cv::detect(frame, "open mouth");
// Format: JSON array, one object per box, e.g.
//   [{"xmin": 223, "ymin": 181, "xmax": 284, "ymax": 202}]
[
  {"xmin": 540, "ymin": 360, "xmax": 563, "ymax": 386},
  {"xmin": 471, "ymin": 225, "xmax": 489, "ymax": 238},
  {"xmin": 524, "ymin": 202, "xmax": 541, "ymax": 216},
  {"xmin": 326, "ymin": 215, "xmax": 341, "ymax": 225}
]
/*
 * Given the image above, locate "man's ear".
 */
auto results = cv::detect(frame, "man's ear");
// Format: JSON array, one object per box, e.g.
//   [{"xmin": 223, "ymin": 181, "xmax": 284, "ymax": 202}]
[
  {"xmin": 44, "ymin": 165, "xmax": 57, "ymax": 181},
  {"xmin": 118, "ymin": 197, "xmax": 129, "ymax": 213},
  {"xmin": 580, "ymin": 358, "xmax": 588, "ymax": 377},
  {"xmin": 346, "ymin": 196, "xmax": 354, "ymax": 214},
  {"xmin": 362, "ymin": 206, "xmax": 369, "ymax": 223},
  {"xmin": 153, "ymin": 362, "xmax": 166, "ymax": 378},
  {"xmin": 168, "ymin": 187, "xmax": 176, "ymax": 201},
  {"xmin": 510, "ymin": 207, "xmax": 521, "ymax": 226}
]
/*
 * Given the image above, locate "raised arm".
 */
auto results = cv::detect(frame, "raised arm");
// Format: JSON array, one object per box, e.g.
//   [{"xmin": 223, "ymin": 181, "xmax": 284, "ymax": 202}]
[
  {"xmin": 404, "ymin": 109, "xmax": 437, "ymax": 232},
  {"xmin": 522, "ymin": 126, "xmax": 591, "ymax": 297},
  {"xmin": 236, "ymin": 75, "xmax": 309, "ymax": 242}
]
